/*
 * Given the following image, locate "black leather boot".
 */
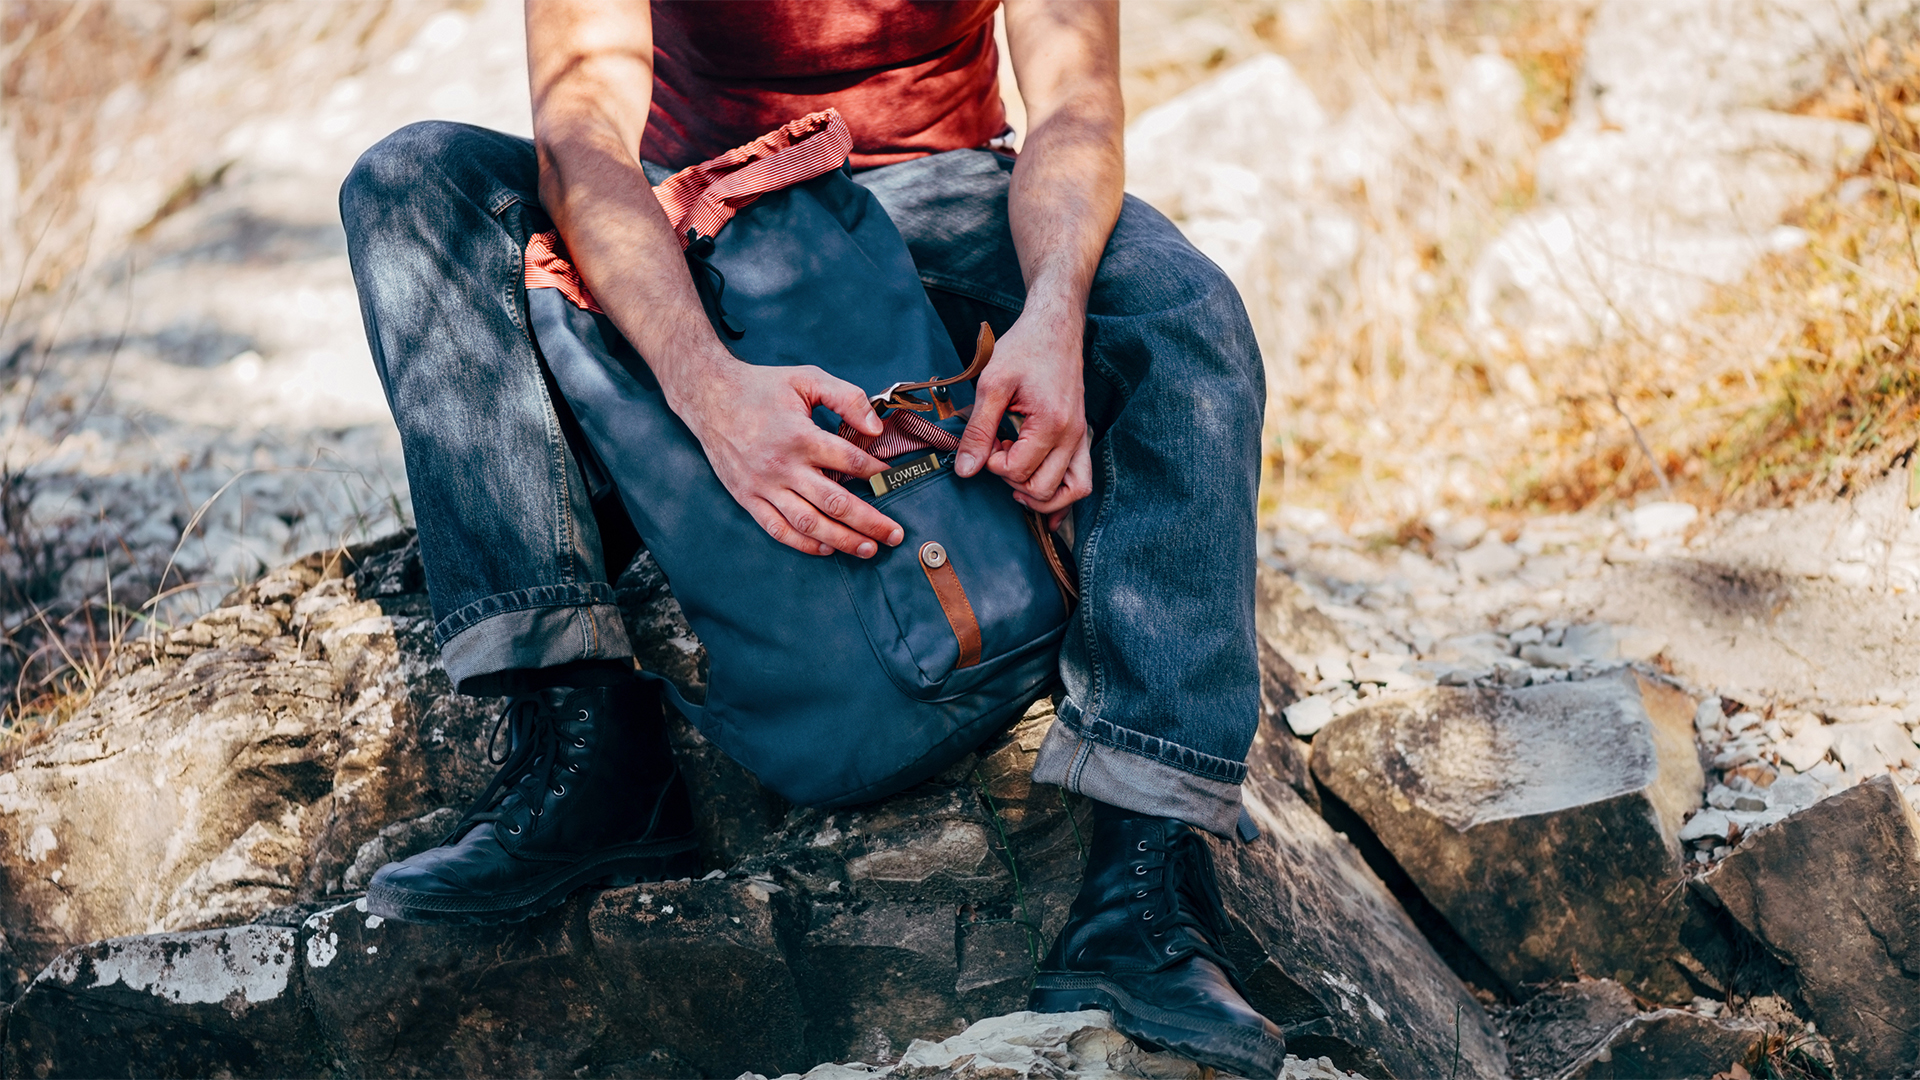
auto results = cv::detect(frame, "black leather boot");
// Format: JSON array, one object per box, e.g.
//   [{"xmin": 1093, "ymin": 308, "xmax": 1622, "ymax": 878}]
[
  {"xmin": 368, "ymin": 678, "xmax": 699, "ymax": 924},
  {"xmin": 1029, "ymin": 812, "xmax": 1287, "ymax": 1079}
]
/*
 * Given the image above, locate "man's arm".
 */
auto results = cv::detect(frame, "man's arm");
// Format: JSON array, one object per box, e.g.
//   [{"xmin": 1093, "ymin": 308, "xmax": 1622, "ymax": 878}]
[
  {"xmin": 525, "ymin": 0, "xmax": 901, "ymax": 559},
  {"xmin": 953, "ymin": 0, "xmax": 1123, "ymax": 524}
]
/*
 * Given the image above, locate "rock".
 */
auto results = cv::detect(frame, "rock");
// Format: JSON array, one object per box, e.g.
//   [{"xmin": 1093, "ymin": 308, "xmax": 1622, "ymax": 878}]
[
  {"xmin": 1827, "ymin": 716, "xmax": 1919, "ymax": 775},
  {"xmin": 1311, "ymin": 670, "xmax": 1705, "ymax": 1001},
  {"xmin": 1208, "ymin": 736, "xmax": 1507, "ymax": 1078},
  {"xmin": 1773, "ymin": 720, "xmax": 1834, "ymax": 773},
  {"xmin": 1624, "ymin": 502, "xmax": 1699, "ymax": 543},
  {"xmin": 0, "ymin": 537, "xmax": 499, "ymax": 985},
  {"xmin": 1501, "ymin": 978, "xmax": 1641, "ymax": 1079},
  {"xmin": 1284, "ymin": 695, "xmax": 1337, "ymax": 737},
  {"xmin": 1762, "ymin": 772, "xmax": 1827, "ymax": 815},
  {"xmin": 1696, "ymin": 775, "xmax": 1920, "ymax": 1076},
  {"xmin": 1559, "ymin": 1009, "xmax": 1769, "ymax": 1080},
  {"xmin": 1455, "ymin": 538, "xmax": 1522, "ymax": 581},
  {"xmin": 0, "ymin": 535, "xmax": 1507, "ymax": 1076},
  {"xmin": 754, "ymin": 1010, "xmax": 1368, "ymax": 1080},
  {"xmin": 4, "ymin": 924, "xmax": 330, "ymax": 1079},
  {"xmin": 1678, "ymin": 808, "xmax": 1734, "ymax": 844}
]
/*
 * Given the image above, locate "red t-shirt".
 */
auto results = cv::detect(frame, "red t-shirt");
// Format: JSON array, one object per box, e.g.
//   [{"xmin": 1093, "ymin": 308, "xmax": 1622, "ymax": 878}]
[{"xmin": 646, "ymin": 0, "xmax": 1008, "ymax": 170}]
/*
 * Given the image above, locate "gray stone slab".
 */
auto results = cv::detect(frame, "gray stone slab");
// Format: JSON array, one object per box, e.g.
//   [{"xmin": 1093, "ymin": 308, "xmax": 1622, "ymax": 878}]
[
  {"xmin": 4, "ymin": 924, "xmax": 330, "ymax": 1079},
  {"xmin": 1696, "ymin": 774, "xmax": 1920, "ymax": 1077},
  {"xmin": 1312, "ymin": 670, "xmax": 1704, "ymax": 1001}
]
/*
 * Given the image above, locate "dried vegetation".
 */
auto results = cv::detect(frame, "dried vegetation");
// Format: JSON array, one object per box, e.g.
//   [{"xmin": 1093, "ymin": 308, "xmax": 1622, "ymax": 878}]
[{"xmin": 0, "ymin": 0, "xmax": 450, "ymax": 744}]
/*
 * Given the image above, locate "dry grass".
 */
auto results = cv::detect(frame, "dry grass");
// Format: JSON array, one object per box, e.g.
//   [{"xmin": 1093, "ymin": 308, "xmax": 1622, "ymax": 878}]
[
  {"xmin": 0, "ymin": 0, "xmax": 453, "ymax": 743},
  {"xmin": 1514, "ymin": 33, "xmax": 1920, "ymax": 513},
  {"xmin": 1120, "ymin": 3, "xmax": 1920, "ymax": 530}
]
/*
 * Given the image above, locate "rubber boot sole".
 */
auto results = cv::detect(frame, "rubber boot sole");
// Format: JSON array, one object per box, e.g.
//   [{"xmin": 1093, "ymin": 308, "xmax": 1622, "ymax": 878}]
[
  {"xmin": 366, "ymin": 838, "xmax": 700, "ymax": 925},
  {"xmin": 1030, "ymin": 973, "xmax": 1288, "ymax": 1080}
]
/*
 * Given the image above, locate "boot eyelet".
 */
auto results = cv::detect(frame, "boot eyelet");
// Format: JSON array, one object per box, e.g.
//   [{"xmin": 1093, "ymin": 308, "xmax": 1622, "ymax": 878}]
[
  {"xmin": 552, "ymin": 785, "xmax": 567, "ymax": 797},
  {"xmin": 1166, "ymin": 945, "xmax": 1178, "ymax": 956},
  {"xmin": 1136, "ymin": 840, "xmax": 1148, "ymax": 852},
  {"xmin": 1134, "ymin": 889, "xmax": 1147, "ymax": 898},
  {"xmin": 1133, "ymin": 865, "xmax": 1147, "ymax": 876},
  {"xmin": 530, "ymin": 807, "xmax": 542, "ymax": 817},
  {"xmin": 577, "ymin": 709, "xmax": 590, "ymax": 720},
  {"xmin": 508, "ymin": 825, "xmax": 522, "ymax": 835},
  {"xmin": 1141, "ymin": 911, "xmax": 1154, "ymax": 921},
  {"xmin": 572, "ymin": 737, "xmax": 587, "ymax": 748},
  {"xmin": 567, "ymin": 763, "xmax": 581, "ymax": 773}
]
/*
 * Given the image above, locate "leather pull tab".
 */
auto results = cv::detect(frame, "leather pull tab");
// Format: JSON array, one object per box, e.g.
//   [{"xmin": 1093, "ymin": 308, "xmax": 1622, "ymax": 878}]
[
  {"xmin": 918, "ymin": 542, "xmax": 982, "ymax": 669},
  {"xmin": 1236, "ymin": 806, "xmax": 1261, "ymax": 844}
]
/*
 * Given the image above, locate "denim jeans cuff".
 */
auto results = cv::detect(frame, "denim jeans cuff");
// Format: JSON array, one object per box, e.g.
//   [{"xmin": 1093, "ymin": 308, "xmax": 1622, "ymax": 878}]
[
  {"xmin": 1031, "ymin": 704, "xmax": 1245, "ymax": 838},
  {"xmin": 436, "ymin": 587, "xmax": 632, "ymax": 696}
]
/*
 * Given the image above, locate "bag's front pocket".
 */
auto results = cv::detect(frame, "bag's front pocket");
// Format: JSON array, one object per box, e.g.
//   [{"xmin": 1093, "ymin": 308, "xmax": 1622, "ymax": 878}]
[{"xmin": 838, "ymin": 466, "xmax": 1067, "ymax": 700}]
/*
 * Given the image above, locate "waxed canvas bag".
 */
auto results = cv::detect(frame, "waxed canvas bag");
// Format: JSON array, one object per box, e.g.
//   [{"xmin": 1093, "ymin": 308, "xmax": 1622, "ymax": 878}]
[{"xmin": 527, "ymin": 111, "xmax": 1071, "ymax": 807}]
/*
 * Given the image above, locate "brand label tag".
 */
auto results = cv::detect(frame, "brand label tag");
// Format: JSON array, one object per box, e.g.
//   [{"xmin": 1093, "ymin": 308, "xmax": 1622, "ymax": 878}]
[{"xmin": 869, "ymin": 453, "xmax": 942, "ymax": 497}]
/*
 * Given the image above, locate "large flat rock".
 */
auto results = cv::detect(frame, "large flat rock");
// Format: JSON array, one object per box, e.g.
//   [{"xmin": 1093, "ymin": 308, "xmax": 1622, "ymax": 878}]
[
  {"xmin": 1311, "ymin": 670, "xmax": 1704, "ymax": 1000},
  {"xmin": 4, "ymin": 924, "xmax": 330, "ymax": 1079},
  {"xmin": 1209, "ymin": 713, "xmax": 1507, "ymax": 1079},
  {"xmin": 0, "ymin": 534, "xmax": 1509, "ymax": 1076},
  {"xmin": 1696, "ymin": 774, "xmax": 1920, "ymax": 1076}
]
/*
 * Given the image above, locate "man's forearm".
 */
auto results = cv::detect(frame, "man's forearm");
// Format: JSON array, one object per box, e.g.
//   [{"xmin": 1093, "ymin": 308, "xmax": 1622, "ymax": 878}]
[
  {"xmin": 1007, "ymin": 101, "xmax": 1124, "ymax": 326},
  {"xmin": 1003, "ymin": 0, "xmax": 1124, "ymax": 328},
  {"xmin": 527, "ymin": 0, "xmax": 735, "ymax": 420}
]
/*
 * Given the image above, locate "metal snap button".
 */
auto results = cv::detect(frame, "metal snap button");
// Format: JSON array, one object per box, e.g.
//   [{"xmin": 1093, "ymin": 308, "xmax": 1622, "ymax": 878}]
[{"xmin": 919, "ymin": 541, "xmax": 947, "ymax": 568}]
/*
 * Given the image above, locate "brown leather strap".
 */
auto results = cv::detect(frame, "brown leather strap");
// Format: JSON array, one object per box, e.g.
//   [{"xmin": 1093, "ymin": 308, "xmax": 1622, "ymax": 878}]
[
  {"xmin": 871, "ymin": 323, "xmax": 995, "ymax": 414},
  {"xmin": 918, "ymin": 541, "xmax": 982, "ymax": 668},
  {"xmin": 1025, "ymin": 510, "xmax": 1080, "ymax": 609}
]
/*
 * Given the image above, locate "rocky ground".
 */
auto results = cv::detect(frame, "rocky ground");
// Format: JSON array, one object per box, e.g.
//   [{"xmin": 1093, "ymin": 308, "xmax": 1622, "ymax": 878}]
[{"xmin": 5, "ymin": 1, "xmax": 1920, "ymax": 1078}]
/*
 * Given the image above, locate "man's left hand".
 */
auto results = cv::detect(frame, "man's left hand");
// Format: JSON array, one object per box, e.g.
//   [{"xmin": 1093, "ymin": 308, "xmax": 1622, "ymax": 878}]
[{"xmin": 953, "ymin": 301, "xmax": 1093, "ymax": 529}]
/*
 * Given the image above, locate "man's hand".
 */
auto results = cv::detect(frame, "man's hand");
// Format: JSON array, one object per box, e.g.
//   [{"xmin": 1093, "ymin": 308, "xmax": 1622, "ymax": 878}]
[
  {"xmin": 954, "ymin": 302, "xmax": 1092, "ymax": 526},
  {"xmin": 672, "ymin": 357, "xmax": 904, "ymax": 559},
  {"xmin": 967, "ymin": 0, "xmax": 1120, "ymax": 529}
]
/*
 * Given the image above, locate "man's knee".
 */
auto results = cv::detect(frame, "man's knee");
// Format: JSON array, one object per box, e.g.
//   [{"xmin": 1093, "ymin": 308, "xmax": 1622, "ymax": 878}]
[{"xmin": 339, "ymin": 120, "xmax": 518, "ymax": 233}]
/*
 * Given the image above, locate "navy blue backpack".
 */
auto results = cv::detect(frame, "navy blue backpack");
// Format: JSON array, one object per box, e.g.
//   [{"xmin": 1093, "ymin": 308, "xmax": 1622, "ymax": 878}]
[{"xmin": 529, "ymin": 111, "xmax": 1071, "ymax": 807}]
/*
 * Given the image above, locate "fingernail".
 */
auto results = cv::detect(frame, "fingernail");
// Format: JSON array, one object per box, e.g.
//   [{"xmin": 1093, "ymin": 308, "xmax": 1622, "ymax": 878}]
[
  {"xmin": 887, "ymin": 528, "xmax": 903, "ymax": 546},
  {"xmin": 818, "ymin": 543, "xmax": 833, "ymax": 556},
  {"xmin": 956, "ymin": 453, "xmax": 978, "ymax": 475},
  {"xmin": 857, "ymin": 541, "xmax": 876, "ymax": 558}
]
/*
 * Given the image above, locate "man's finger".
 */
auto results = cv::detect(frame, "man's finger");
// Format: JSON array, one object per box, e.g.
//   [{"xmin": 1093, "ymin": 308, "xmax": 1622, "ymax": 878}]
[
  {"xmin": 798, "ymin": 367, "xmax": 884, "ymax": 437},
  {"xmin": 746, "ymin": 495, "xmax": 834, "ymax": 557},
  {"xmin": 799, "ymin": 474, "xmax": 904, "ymax": 550},
  {"xmin": 803, "ymin": 428, "xmax": 890, "ymax": 479},
  {"xmin": 955, "ymin": 378, "xmax": 1013, "ymax": 478},
  {"xmin": 990, "ymin": 409, "xmax": 1082, "ymax": 480},
  {"xmin": 767, "ymin": 488, "xmax": 876, "ymax": 557},
  {"xmin": 1016, "ymin": 434, "xmax": 1076, "ymax": 501},
  {"xmin": 1015, "ymin": 431, "xmax": 1092, "ymax": 515}
]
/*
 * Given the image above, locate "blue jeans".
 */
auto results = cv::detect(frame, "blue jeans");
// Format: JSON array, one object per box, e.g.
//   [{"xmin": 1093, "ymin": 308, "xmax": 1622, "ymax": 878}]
[{"xmin": 341, "ymin": 122, "xmax": 1264, "ymax": 835}]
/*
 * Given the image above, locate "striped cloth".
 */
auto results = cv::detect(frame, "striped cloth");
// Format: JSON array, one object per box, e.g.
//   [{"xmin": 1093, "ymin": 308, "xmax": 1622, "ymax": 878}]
[{"xmin": 523, "ymin": 109, "xmax": 854, "ymax": 313}]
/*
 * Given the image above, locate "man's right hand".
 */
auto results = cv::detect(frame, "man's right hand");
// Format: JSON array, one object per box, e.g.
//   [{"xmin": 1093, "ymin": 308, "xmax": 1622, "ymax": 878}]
[{"xmin": 671, "ymin": 351, "xmax": 905, "ymax": 559}]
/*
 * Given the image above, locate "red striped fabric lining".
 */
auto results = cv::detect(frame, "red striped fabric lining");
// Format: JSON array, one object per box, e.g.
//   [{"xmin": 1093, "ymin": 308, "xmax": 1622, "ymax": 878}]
[{"xmin": 523, "ymin": 109, "xmax": 854, "ymax": 313}]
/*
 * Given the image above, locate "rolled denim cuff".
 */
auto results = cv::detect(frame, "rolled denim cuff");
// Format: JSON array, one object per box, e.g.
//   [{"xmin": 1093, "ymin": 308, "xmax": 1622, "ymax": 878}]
[
  {"xmin": 435, "ymin": 583, "xmax": 632, "ymax": 696},
  {"xmin": 1031, "ymin": 699, "xmax": 1246, "ymax": 838}
]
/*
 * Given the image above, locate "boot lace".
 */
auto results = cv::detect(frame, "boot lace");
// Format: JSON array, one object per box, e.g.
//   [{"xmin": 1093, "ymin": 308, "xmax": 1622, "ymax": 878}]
[
  {"xmin": 441, "ymin": 690, "xmax": 570, "ymax": 843},
  {"xmin": 1143, "ymin": 826, "xmax": 1239, "ymax": 973}
]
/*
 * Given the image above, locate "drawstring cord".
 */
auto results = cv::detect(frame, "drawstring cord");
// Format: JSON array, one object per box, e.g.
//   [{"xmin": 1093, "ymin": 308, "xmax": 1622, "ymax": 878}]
[{"xmin": 685, "ymin": 230, "xmax": 745, "ymax": 338}]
